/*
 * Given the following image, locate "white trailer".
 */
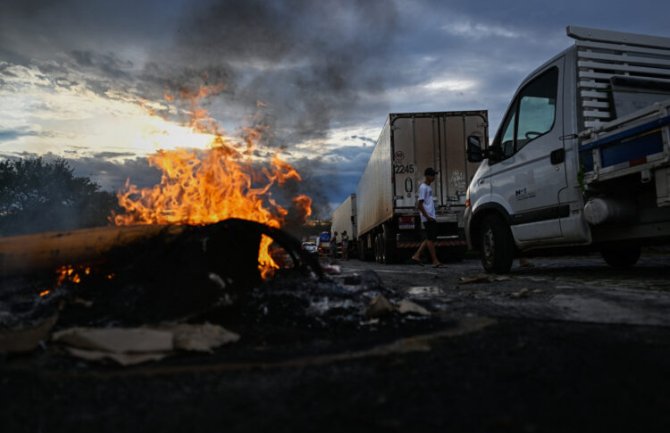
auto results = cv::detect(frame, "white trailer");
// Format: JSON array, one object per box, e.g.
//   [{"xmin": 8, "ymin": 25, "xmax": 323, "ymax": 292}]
[
  {"xmin": 331, "ymin": 193, "xmax": 357, "ymax": 240},
  {"xmin": 356, "ymin": 111, "xmax": 488, "ymax": 263},
  {"xmin": 330, "ymin": 193, "xmax": 357, "ymax": 257}
]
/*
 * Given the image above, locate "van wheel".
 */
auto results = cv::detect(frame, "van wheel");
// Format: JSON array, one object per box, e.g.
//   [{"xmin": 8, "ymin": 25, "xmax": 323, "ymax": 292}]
[
  {"xmin": 601, "ymin": 245, "xmax": 641, "ymax": 268},
  {"xmin": 479, "ymin": 215, "xmax": 514, "ymax": 274}
]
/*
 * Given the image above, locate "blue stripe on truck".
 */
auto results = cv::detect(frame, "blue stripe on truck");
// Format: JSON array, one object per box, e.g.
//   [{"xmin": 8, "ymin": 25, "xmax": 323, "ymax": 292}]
[
  {"xmin": 580, "ymin": 114, "xmax": 670, "ymax": 171},
  {"xmin": 580, "ymin": 114, "xmax": 670, "ymax": 152}
]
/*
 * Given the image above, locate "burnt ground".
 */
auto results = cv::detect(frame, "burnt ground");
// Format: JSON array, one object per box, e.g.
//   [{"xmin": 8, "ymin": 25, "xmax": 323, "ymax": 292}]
[{"xmin": 2, "ymin": 251, "xmax": 670, "ymax": 433}]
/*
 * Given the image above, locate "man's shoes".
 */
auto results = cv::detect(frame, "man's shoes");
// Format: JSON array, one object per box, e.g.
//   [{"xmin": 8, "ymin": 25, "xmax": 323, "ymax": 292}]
[{"xmin": 411, "ymin": 256, "xmax": 424, "ymax": 266}]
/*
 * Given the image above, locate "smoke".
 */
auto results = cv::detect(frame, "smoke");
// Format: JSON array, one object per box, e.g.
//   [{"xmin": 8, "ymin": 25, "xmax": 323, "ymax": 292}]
[
  {"xmin": 149, "ymin": 0, "xmax": 399, "ymax": 215},
  {"xmin": 167, "ymin": 0, "xmax": 398, "ymax": 141},
  {"xmin": 0, "ymin": 0, "xmax": 399, "ymax": 218}
]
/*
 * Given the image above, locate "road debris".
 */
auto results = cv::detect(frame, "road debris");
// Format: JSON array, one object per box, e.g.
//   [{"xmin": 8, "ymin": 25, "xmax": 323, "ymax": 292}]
[
  {"xmin": 323, "ymin": 264, "xmax": 342, "ymax": 275},
  {"xmin": 0, "ymin": 313, "xmax": 59, "ymax": 353},
  {"xmin": 366, "ymin": 295, "xmax": 394, "ymax": 318},
  {"xmin": 459, "ymin": 274, "xmax": 512, "ymax": 284},
  {"xmin": 397, "ymin": 300, "xmax": 431, "ymax": 316},
  {"xmin": 509, "ymin": 288, "xmax": 530, "ymax": 299},
  {"xmin": 52, "ymin": 323, "xmax": 240, "ymax": 365},
  {"xmin": 406, "ymin": 286, "xmax": 443, "ymax": 298}
]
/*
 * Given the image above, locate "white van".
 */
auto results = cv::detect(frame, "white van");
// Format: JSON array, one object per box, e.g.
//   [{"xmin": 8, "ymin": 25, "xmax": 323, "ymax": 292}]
[{"xmin": 465, "ymin": 26, "xmax": 670, "ymax": 273}]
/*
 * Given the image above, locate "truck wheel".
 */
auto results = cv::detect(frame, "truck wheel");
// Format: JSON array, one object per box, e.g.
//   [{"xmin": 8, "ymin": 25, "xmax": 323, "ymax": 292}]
[
  {"xmin": 374, "ymin": 234, "xmax": 382, "ymax": 263},
  {"xmin": 367, "ymin": 234, "xmax": 375, "ymax": 262},
  {"xmin": 601, "ymin": 245, "xmax": 641, "ymax": 268},
  {"xmin": 381, "ymin": 223, "xmax": 397, "ymax": 264},
  {"xmin": 479, "ymin": 215, "xmax": 514, "ymax": 274},
  {"xmin": 376, "ymin": 234, "xmax": 385, "ymax": 263}
]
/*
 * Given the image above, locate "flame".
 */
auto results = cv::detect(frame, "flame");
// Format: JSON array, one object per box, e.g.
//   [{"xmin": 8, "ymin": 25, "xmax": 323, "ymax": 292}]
[
  {"xmin": 40, "ymin": 265, "xmax": 91, "ymax": 298},
  {"xmin": 114, "ymin": 87, "xmax": 311, "ymax": 278},
  {"xmin": 56, "ymin": 264, "xmax": 90, "ymax": 286},
  {"xmin": 293, "ymin": 194, "xmax": 313, "ymax": 221}
]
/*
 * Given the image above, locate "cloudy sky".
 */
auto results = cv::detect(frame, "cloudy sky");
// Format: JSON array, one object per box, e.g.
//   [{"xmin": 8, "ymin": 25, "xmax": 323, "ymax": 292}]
[{"xmin": 2, "ymin": 0, "xmax": 670, "ymax": 216}]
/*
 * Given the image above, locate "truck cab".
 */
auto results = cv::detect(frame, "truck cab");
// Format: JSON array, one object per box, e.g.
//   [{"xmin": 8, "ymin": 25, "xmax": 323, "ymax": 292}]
[{"xmin": 465, "ymin": 25, "xmax": 670, "ymax": 273}]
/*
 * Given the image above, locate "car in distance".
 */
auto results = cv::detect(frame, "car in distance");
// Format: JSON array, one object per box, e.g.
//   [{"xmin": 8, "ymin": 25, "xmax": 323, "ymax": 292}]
[{"xmin": 301, "ymin": 241, "xmax": 318, "ymax": 255}]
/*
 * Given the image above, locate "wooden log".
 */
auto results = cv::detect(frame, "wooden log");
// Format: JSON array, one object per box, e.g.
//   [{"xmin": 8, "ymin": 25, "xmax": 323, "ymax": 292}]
[
  {"xmin": 0, "ymin": 225, "xmax": 184, "ymax": 278},
  {"xmin": 0, "ymin": 219, "xmax": 322, "ymax": 324}
]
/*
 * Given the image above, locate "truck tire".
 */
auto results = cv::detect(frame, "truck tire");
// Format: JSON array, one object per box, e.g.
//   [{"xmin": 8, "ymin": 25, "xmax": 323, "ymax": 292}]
[
  {"xmin": 374, "ymin": 234, "xmax": 381, "ymax": 263},
  {"xmin": 601, "ymin": 245, "xmax": 641, "ymax": 268},
  {"xmin": 479, "ymin": 215, "xmax": 514, "ymax": 274},
  {"xmin": 358, "ymin": 239, "xmax": 366, "ymax": 261},
  {"xmin": 381, "ymin": 223, "xmax": 397, "ymax": 264}
]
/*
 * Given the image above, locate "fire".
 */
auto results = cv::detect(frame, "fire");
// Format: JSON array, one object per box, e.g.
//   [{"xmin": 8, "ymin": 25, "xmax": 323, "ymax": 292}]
[
  {"xmin": 293, "ymin": 195, "xmax": 313, "ymax": 220},
  {"xmin": 114, "ymin": 87, "xmax": 311, "ymax": 278},
  {"xmin": 56, "ymin": 264, "xmax": 90, "ymax": 286},
  {"xmin": 40, "ymin": 264, "xmax": 90, "ymax": 298}
]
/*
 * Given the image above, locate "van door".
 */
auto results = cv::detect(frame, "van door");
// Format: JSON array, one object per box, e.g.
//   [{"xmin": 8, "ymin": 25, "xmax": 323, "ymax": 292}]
[{"xmin": 486, "ymin": 58, "xmax": 568, "ymax": 242}]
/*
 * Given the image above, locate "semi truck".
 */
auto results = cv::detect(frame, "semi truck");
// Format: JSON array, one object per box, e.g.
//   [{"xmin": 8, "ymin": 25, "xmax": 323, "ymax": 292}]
[
  {"xmin": 330, "ymin": 193, "xmax": 357, "ymax": 256},
  {"xmin": 465, "ymin": 25, "xmax": 670, "ymax": 273},
  {"xmin": 315, "ymin": 231, "xmax": 331, "ymax": 255},
  {"xmin": 353, "ymin": 111, "xmax": 488, "ymax": 263}
]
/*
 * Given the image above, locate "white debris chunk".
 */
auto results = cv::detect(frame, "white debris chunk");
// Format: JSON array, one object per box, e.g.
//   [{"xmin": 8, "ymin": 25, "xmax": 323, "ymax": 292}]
[
  {"xmin": 366, "ymin": 295, "xmax": 394, "ymax": 318},
  {"xmin": 171, "ymin": 323, "xmax": 240, "ymax": 352},
  {"xmin": 397, "ymin": 300, "xmax": 431, "ymax": 316},
  {"xmin": 52, "ymin": 323, "xmax": 240, "ymax": 365},
  {"xmin": 53, "ymin": 327, "xmax": 174, "ymax": 353}
]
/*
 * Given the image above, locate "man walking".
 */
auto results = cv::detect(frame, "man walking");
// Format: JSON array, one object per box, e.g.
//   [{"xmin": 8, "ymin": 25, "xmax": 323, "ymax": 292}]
[{"xmin": 411, "ymin": 167, "xmax": 443, "ymax": 268}]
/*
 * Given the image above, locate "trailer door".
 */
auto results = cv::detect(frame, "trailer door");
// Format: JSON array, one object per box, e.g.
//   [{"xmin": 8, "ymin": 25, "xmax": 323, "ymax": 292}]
[{"xmin": 391, "ymin": 116, "xmax": 419, "ymax": 209}]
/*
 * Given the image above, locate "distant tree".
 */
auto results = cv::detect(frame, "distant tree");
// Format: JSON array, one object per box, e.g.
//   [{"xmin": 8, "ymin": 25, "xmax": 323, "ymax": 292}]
[{"xmin": 0, "ymin": 157, "xmax": 119, "ymax": 236}]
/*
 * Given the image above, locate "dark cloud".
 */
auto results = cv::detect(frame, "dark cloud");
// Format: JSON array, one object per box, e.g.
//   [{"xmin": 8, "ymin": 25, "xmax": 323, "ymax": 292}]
[
  {"xmin": 0, "ymin": 128, "xmax": 41, "ymax": 142},
  {"xmin": 3, "ymin": 0, "xmax": 670, "ymax": 217},
  {"xmin": 166, "ymin": 0, "xmax": 399, "ymax": 141},
  {"xmin": 302, "ymin": 145, "xmax": 374, "ymax": 209},
  {"xmin": 67, "ymin": 156, "xmax": 162, "ymax": 192},
  {"xmin": 325, "ymin": 145, "xmax": 374, "ymax": 164},
  {"xmin": 1, "ymin": 0, "xmax": 401, "ymax": 148},
  {"xmin": 348, "ymin": 136, "xmax": 376, "ymax": 146},
  {"xmin": 0, "ymin": 152, "xmax": 159, "ymax": 193},
  {"xmin": 91, "ymin": 151, "xmax": 139, "ymax": 159}
]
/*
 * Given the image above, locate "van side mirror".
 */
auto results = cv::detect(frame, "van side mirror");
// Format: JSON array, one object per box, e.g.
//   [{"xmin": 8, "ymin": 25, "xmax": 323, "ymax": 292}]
[{"xmin": 467, "ymin": 135, "xmax": 484, "ymax": 162}]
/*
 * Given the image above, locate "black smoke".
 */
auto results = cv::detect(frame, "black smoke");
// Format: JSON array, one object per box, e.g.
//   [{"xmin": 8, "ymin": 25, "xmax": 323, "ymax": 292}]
[{"xmin": 0, "ymin": 0, "xmax": 399, "ymax": 217}]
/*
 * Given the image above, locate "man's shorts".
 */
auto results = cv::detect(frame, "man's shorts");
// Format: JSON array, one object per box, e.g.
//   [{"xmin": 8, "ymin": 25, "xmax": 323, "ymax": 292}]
[{"xmin": 422, "ymin": 220, "xmax": 438, "ymax": 241}]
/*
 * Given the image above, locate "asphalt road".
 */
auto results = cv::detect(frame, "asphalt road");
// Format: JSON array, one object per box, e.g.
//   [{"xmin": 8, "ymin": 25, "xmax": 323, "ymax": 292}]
[
  {"xmin": 2, "ymin": 250, "xmax": 670, "ymax": 433},
  {"xmin": 331, "ymin": 250, "xmax": 670, "ymax": 327}
]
